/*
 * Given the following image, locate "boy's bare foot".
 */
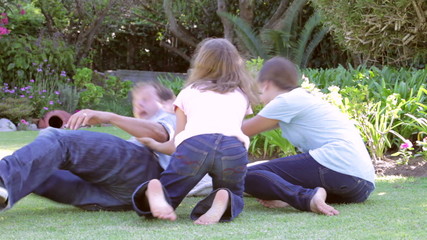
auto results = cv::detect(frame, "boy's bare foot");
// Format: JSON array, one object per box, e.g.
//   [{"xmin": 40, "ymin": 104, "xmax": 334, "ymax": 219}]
[
  {"xmin": 309, "ymin": 187, "xmax": 339, "ymax": 216},
  {"xmin": 194, "ymin": 189, "xmax": 229, "ymax": 225},
  {"xmin": 146, "ymin": 179, "xmax": 177, "ymax": 221},
  {"xmin": 257, "ymin": 199, "xmax": 289, "ymax": 208}
]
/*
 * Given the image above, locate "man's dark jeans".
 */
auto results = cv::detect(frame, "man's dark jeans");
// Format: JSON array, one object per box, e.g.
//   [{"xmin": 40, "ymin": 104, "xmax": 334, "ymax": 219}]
[{"xmin": 0, "ymin": 127, "xmax": 162, "ymax": 211}]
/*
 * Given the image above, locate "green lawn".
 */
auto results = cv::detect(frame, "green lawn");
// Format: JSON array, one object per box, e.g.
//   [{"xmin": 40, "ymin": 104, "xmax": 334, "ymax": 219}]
[{"xmin": 0, "ymin": 127, "xmax": 426, "ymax": 239}]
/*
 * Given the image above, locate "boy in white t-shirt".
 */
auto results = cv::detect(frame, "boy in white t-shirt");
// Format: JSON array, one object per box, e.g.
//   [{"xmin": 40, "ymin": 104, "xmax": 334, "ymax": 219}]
[{"xmin": 242, "ymin": 57, "xmax": 375, "ymax": 216}]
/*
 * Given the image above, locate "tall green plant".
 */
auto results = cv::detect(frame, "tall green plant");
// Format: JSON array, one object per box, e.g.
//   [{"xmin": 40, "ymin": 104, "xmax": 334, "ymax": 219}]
[{"xmin": 219, "ymin": 4, "xmax": 328, "ymax": 68}]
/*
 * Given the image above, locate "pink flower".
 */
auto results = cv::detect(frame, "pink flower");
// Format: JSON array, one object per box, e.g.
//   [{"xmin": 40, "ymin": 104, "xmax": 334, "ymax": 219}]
[
  {"xmin": 43, "ymin": 107, "xmax": 49, "ymax": 110},
  {"xmin": 30, "ymin": 79, "xmax": 35, "ymax": 83},
  {"xmin": 400, "ymin": 140, "xmax": 413, "ymax": 149},
  {"xmin": 0, "ymin": 26, "xmax": 10, "ymax": 36},
  {"xmin": 1, "ymin": 13, "xmax": 8, "ymax": 25},
  {"xmin": 20, "ymin": 119, "xmax": 28, "ymax": 125},
  {"xmin": 19, "ymin": 9, "xmax": 26, "ymax": 15}
]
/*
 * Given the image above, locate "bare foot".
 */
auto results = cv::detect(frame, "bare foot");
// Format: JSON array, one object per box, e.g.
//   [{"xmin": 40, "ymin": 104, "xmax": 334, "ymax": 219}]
[
  {"xmin": 146, "ymin": 179, "xmax": 177, "ymax": 221},
  {"xmin": 194, "ymin": 189, "xmax": 229, "ymax": 225},
  {"xmin": 309, "ymin": 187, "xmax": 339, "ymax": 216},
  {"xmin": 257, "ymin": 199, "xmax": 289, "ymax": 208}
]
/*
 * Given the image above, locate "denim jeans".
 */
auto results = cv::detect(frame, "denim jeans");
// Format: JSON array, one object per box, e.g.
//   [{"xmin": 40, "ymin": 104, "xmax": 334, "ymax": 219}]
[
  {"xmin": 132, "ymin": 134, "xmax": 248, "ymax": 222},
  {"xmin": 244, "ymin": 153, "xmax": 375, "ymax": 211},
  {"xmin": 0, "ymin": 127, "xmax": 162, "ymax": 211}
]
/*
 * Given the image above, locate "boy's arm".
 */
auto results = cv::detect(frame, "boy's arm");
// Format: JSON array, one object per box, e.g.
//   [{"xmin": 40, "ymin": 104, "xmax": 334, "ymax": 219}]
[
  {"xmin": 242, "ymin": 115, "xmax": 279, "ymax": 137},
  {"xmin": 138, "ymin": 107, "xmax": 186, "ymax": 155}
]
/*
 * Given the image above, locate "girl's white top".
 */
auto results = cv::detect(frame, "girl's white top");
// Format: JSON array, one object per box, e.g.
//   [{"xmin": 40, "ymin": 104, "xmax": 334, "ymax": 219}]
[
  {"xmin": 173, "ymin": 85, "xmax": 252, "ymax": 149},
  {"xmin": 259, "ymin": 88, "xmax": 375, "ymax": 184}
]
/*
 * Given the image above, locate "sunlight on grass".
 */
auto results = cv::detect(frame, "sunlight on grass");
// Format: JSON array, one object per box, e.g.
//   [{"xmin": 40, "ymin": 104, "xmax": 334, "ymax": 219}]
[
  {"xmin": 0, "ymin": 149, "xmax": 14, "ymax": 158},
  {"xmin": 0, "ymin": 128, "xmax": 425, "ymax": 239}
]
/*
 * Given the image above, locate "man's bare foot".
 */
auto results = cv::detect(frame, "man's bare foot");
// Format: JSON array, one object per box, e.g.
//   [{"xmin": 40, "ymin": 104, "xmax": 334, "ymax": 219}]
[
  {"xmin": 257, "ymin": 199, "xmax": 289, "ymax": 208},
  {"xmin": 146, "ymin": 179, "xmax": 177, "ymax": 221},
  {"xmin": 309, "ymin": 187, "xmax": 339, "ymax": 216},
  {"xmin": 194, "ymin": 189, "xmax": 229, "ymax": 225}
]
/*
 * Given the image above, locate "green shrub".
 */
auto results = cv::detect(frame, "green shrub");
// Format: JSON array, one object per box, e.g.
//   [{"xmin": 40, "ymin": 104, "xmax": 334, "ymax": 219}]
[
  {"xmin": 0, "ymin": 97, "xmax": 34, "ymax": 123},
  {"xmin": 313, "ymin": 0, "xmax": 427, "ymax": 67}
]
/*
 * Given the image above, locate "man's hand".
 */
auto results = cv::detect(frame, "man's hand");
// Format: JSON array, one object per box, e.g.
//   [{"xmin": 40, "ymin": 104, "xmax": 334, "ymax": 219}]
[{"xmin": 67, "ymin": 109, "xmax": 114, "ymax": 130}]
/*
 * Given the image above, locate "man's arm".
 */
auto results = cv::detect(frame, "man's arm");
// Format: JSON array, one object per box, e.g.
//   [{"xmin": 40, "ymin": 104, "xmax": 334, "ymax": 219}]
[{"xmin": 67, "ymin": 109, "xmax": 169, "ymax": 142}]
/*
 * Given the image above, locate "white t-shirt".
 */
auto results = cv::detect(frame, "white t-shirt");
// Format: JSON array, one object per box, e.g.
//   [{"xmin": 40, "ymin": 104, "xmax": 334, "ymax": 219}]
[
  {"xmin": 127, "ymin": 109, "xmax": 176, "ymax": 170},
  {"xmin": 173, "ymin": 86, "xmax": 252, "ymax": 149},
  {"xmin": 259, "ymin": 88, "xmax": 375, "ymax": 184}
]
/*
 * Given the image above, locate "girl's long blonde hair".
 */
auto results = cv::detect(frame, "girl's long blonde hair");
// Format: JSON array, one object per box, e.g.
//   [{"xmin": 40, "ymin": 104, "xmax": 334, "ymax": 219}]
[{"xmin": 185, "ymin": 38, "xmax": 259, "ymax": 105}]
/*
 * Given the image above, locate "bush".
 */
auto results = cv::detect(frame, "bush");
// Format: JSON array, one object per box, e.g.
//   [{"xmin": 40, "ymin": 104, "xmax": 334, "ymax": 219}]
[
  {"xmin": 313, "ymin": 0, "xmax": 427, "ymax": 67},
  {"xmin": 0, "ymin": 97, "xmax": 34, "ymax": 123},
  {"xmin": 0, "ymin": 6, "xmax": 75, "ymax": 85}
]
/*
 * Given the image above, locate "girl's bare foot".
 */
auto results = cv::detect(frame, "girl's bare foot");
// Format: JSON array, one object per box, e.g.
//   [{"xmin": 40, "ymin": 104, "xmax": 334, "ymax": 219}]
[
  {"xmin": 194, "ymin": 189, "xmax": 229, "ymax": 225},
  {"xmin": 309, "ymin": 187, "xmax": 339, "ymax": 216},
  {"xmin": 146, "ymin": 179, "xmax": 177, "ymax": 221},
  {"xmin": 257, "ymin": 199, "xmax": 289, "ymax": 208}
]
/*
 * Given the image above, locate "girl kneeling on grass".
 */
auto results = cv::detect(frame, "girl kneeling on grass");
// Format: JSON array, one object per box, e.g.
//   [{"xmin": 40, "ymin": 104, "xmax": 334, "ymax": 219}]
[
  {"xmin": 132, "ymin": 38, "xmax": 259, "ymax": 225},
  {"xmin": 242, "ymin": 57, "xmax": 376, "ymax": 216}
]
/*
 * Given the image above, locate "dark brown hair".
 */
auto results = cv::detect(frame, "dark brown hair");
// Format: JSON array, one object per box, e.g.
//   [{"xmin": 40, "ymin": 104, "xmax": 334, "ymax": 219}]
[
  {"xmin": 258, "ymin": 57, "xmax": 299, "ymax": 90},
  {"xmin": 132, "ymin": 81, "xmax": 175, "ymax": 101}
]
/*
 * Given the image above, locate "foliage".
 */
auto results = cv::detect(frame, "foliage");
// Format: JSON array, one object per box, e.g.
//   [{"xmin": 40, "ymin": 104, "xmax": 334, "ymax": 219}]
[
  {"xmin": 57, "ymin": 84, "xmax": 80, "ymax": 113},
  {"xmin": 0, "ymin": 97, "xmax": 34, "ymax": 123},
  {"xmin": 313, "ymin": 0, "xmax": 427, "ymax": 67},
  {"xmin": 0, "ymin": 2, "xmax": 75, "ymax": 84},
  {"xmin": 219, "ymin": 1, "xmax": 329, "ymax": 68},
  {"xmin": 0, "ymin": 62, "xmax": 64, "ymax": 122},
  {"xmin": 157, "ymin": 73, "xmax": 186, "ymax": 96},
  {"xmin": 71, "ymin": 67, "xmax": 133, "ymax": 115}
]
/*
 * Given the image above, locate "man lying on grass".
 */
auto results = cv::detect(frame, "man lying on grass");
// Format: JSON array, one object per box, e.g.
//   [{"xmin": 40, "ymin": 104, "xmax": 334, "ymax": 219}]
[{"xmin": 0, "ymin": 82, "xmax": 175, "ymax": 212}]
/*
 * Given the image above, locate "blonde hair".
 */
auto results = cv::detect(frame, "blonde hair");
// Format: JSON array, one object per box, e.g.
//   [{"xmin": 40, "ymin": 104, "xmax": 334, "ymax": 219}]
[{"xmin": 185, "ymin": 38, "xmax": 259, "ymax": 105}]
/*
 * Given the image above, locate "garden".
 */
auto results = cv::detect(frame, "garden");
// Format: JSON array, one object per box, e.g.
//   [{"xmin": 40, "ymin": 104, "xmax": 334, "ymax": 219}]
[{"xmin": 0, "ymin": 0, "xmax": 426, "ymax": 239}]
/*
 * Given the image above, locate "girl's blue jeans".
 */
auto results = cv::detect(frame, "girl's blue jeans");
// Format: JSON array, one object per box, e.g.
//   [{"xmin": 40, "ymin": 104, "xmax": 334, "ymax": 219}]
[
  {"xmin": 0, "ymin": 127, "xmax": 162, "ymax": 211},
  {"xmin": 132, "ymin": 134, "xmax": 248, "ymax": 222},
  {"xmin": 244, "ymin": 153, "xmax": 375, "ymax": 211}
]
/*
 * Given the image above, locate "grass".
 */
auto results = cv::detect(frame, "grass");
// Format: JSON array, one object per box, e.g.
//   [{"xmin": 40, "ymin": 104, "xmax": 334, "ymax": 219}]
[{"xmin": 0, "ymin": 127, "xmax": 426, "ymax": 239}]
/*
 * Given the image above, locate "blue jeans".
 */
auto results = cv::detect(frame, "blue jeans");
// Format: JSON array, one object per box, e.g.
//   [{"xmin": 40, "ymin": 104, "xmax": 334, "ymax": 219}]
[
  {"xmin": 0, "ymin": 128, "xmax": 162, "ymax": 211},
  {"xmin": 244, "ymin": 153, "xmax": 375, "ymax": 211},
  {"xmin": 132, "ymin": 134, "xmax": 248, "ymax": 222}
]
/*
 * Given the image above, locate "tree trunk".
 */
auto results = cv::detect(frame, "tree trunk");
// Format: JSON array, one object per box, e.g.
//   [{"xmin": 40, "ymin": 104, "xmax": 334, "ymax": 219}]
[
  {"xmin": 263, "ymin": 0, "xmax": 290, "ymax": 30},
  {"xmin": 163, "ymin": 0, "xmax": 198, "ymax": 47},
  {"xmin": 217, "ymin": 0, "xmax": 234, "ymax": 42},
  {"xmin": 239, "ymin": 0, "xmax": 254, "ymax": 24}
]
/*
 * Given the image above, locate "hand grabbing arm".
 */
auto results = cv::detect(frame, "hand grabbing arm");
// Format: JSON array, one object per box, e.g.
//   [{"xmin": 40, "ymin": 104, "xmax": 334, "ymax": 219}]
[{"xmin": 138, "ymin": 137, "xmax": 176, "ymax": 155}]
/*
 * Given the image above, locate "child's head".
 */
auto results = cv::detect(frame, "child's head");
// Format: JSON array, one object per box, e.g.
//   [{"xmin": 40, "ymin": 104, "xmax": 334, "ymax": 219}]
[
  {"xmin": 186, "ymin": 38, "xmax": 259, "ymax": 104},
  {"xmin": 132, "ymin": 81, "xmax": 175, "ymax": 119},
  {"xmin": 257, "ymin": 57, "xmax": 299, "ymax": 104},
  {"xmin": 258, "ymin": 57, "xmax": 299, "ymax": 90}
]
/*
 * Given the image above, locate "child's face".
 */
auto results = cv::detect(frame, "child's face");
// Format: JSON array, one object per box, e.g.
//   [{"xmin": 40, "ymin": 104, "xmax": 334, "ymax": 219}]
[
  {"xmin": 259, "ymin": 82, "xmax": 271, "ymax": 105},
  {"xmin": 132, "ymin": 86, "xmax": 163, "ymax": 119}
]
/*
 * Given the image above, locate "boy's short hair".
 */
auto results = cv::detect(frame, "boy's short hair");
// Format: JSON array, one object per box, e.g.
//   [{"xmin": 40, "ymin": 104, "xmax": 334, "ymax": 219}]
[
  {"xmin": 258, "ymin": 57, "xmax": 299, "ymax": 90},
  {"xmin": 132, "ymin": 81, "xmax": 175, "ymax": 102}
]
